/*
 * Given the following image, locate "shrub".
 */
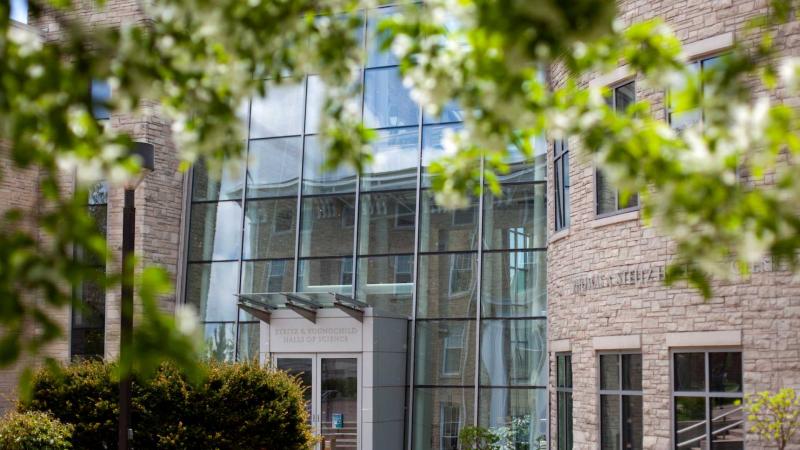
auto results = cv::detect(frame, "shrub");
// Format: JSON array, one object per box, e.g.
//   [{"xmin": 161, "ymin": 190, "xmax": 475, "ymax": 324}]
[
  {"xmin": 0, "ymin": 411, "xmax": 73, "ymax": 450},
  {"xmin": 745, "ymin": 388, "xmax": 800, "ymax": 450},
  {"xmin": 21, "ymin": 360, "xmax": 313, "ymax": 450}
]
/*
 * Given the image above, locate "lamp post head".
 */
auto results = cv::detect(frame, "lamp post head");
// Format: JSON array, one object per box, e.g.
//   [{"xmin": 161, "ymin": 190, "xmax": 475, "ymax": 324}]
[{"xmin": 124, "ymin": 142, "xmax": 155, "ymax": 190}]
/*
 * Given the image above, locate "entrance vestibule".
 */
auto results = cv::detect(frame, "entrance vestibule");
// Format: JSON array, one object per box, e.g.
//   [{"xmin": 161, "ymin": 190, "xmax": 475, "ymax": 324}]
[{"xmin": 275, "ymin": 354, "xmax": 361, "ymax": 450}]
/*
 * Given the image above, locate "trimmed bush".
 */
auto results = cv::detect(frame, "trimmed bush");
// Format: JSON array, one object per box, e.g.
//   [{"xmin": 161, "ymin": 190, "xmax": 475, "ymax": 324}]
[
  {"xmin": 0, "ymin": 411, "xmax": 73, "ymax": 450},
  {"xmin": 21, "ymin": 361, "xmax": 314, "ymax": 450}
]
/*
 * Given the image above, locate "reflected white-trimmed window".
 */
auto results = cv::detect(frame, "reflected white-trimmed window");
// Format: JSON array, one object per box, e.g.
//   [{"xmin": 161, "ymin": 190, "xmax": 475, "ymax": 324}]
[
  {"xmin": 267, "ymin": 260, "xmax": 287, "ymax": 292},
  {"xmin": 439, "ymin": 402, "xmax": 461, "ymax": 450},
  {"xmin": 448, "ymin": 253, "xmax": 472, "ymax": 297},
  {"xmin": 340, "ymin": 258, "xmax": 354, "ymax": 286},
  {"xmin": 441, "ymin": 322, "xmax": 465, "ymax": 376},
  {"xmin": 394, "ymin": 255, "xmax": 413, "ymax": 284}
]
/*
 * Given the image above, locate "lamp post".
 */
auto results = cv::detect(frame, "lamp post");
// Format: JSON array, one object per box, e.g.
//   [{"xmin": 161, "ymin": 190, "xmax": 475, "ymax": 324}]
[{"xmin": 119, "ymin": 142, "xmax": 154, "ymax": 450}]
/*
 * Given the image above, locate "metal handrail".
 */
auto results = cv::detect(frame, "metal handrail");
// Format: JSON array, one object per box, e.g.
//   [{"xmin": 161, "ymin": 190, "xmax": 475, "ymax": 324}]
[
  {"xmin": 676, "ymin": 406, "xmax": 744, "ymax": 448},
  {"xmin": 711, "ymin": 420, "xmax": 745, "ymax": 437},
  {"xmin": 676, "ymin": 420, "xmax": 706, "ymax": 435}
]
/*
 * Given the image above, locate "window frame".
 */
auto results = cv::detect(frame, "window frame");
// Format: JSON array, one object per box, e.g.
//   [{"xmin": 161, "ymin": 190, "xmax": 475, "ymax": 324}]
[
  {"xmin": 670, "ymin": 348, "xmax": 744, "ymax": 450},
  {"xmin": 447, "ymin": 252, "xmax": 473, "ymax": 297},
  {"xmin": 595, "ymin": 79, "xmax": 639, "ymax": 218},
  {"xmin": 667, "ymin": 55, "xmax": 723, "ymax": 131},
  {"xmin": 597, "ymin": 351, "xmax": 644, "ymax": 450},
  {"xmin": 441, "ymin": 321, "xmax": 466, "ymax": 377},
  {"xmin": 556, "ymin": 352, "xmax": 574, "ymax": 450},
  {"xmin": 393, "ymin": 254, "xmax": 413, "ymax": 284},
  {"xmin": 71, "ymin": 181, "xmax": 108, "ymax": 361},
  {"xmin": 439, "ymin": 401, "xmax": 462, "ymax": 450},
  {"xmin": 553, "ymin": 139, "xmax": 570, "ymax": 231}
]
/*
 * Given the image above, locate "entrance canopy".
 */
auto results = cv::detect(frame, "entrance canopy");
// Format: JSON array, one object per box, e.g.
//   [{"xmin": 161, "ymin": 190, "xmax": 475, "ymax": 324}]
[{"xmin": 237, "ymin": 292, "xmax": 368, "ymax": 323}]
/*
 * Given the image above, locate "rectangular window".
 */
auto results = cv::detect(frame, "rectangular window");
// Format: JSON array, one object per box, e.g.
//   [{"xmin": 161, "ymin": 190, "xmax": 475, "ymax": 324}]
[
  {"xmin": 448, "ymin": 253, "xmax": 473, "ymax": 297},
  {"xmin": 599, "ymin": 353, "xmax": 643, "ymax": 450},
  {"xmin": 554, "ymin": 139, "xmax": 570, "ymax": 231},
  {"xmin": 597, "ymin": 81, "xmax": 638, "ymax": 216},
  {"xmin": 441, "ymin": 322, "xmax": 466, "ymax": 376},
  {"xmin": 91, "ymin": 80, "xmax": 111, "ymax": 121},
  {"xmin": 673, "ymin": 350, "xmax": 743, "ymax": 449},
  {"xmin": 556, "ymin": 353, "xmax": 573, "ymax": 450},
  {"xmin": 668, "ymin": 56, "xmax": 721, "ymax": 131},
  {"xmin": 394, "ymin": 254, "xmax": 413, "ymax": 284},
  {"xmin": 71, "ymin": 182, "xmax": 108, "ymax": 360},
  {"xmin": 439, "ymin": 402, "xmax": 461, "ymax": 450}
]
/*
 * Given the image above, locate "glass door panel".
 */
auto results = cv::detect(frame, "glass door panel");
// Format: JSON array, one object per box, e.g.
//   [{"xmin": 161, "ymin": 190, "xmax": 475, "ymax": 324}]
[
  {"xmin": 276, "ymin": 357, "xmax": 314, "ymax": 426},
  {"xmin": 320, "ymin": 357, "xmax": 358, "ymax": 450}
]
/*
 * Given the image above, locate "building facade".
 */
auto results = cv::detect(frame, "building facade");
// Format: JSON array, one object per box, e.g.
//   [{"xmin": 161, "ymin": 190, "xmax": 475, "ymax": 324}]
[{"xmin": 2, "ymin": 0, "xmax": 800, "ymax": 449}]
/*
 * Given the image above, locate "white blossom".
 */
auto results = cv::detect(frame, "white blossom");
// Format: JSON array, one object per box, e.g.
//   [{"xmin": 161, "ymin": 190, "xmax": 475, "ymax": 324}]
[{"xmin": 780, "ymin": 57, "xmax": 800, "ymax": 91}]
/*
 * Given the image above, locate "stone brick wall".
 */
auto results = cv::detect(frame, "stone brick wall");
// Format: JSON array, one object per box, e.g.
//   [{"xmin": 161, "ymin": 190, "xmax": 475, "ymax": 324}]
[
  {"xmin": 0, "ymin": 0, "xmax": 185, "ymax": 410},
  {"xmin": 546, "ymin": 1, "xmax": 800, "ymax": 449}
]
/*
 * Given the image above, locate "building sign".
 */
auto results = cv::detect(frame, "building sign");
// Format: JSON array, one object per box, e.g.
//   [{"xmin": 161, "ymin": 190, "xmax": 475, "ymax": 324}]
[
  {"xmin": 268, "ymin": 316, "xmax": 363, "ymax": 352},
  {"xmin": 571, "ymin": 264, "xmax": 666, "ymax": 295}
]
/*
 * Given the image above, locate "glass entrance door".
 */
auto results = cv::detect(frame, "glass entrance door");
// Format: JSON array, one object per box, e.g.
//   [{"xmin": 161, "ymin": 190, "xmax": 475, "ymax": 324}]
[
  {"xmin": 275, "ymin": 357, "xmax": 314, "ymax": 425},
  {"xmin": 274, "ymin": 354, "xmax": 360, "ymax": 450},
  {"xmin": 320, "ymin": 357, "xmax": 358, "ymax": 449}
]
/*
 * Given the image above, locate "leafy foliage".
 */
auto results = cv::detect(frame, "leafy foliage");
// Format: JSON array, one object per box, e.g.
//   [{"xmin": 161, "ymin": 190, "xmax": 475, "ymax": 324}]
[
  {"xmin": 0, "ymin": 411, "xmax": 74, "ymax": 450},
  {"xmin": 745, "ymin": 388, "xmax": 800, "ymax": 450},
  {"xmin": 459, "ymin": 425, "xmax": 500, "ymax": 450},
  {"xmin": 384, "ymin": 0, "xmax": 800, "ymax": 296},
  {"xmin": 20, "ymin": 360, "xmax": 314, "ymax": 450}
]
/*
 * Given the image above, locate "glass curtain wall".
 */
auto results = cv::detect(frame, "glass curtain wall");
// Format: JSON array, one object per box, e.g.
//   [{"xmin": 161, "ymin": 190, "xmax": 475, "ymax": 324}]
[{"xmin": 183, "ymin": 5, "xmax": 548, "ymax": 448}]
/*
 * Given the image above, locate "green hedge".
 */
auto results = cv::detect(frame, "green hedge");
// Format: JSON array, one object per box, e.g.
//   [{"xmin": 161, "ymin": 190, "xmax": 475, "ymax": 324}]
[
  {"xmin": 0, "ymin": 411, "xmax": 74, "ymax": 450},
  {"xmin": 21, "ymin": 361, "xmax": 314, "ymax": 450}
]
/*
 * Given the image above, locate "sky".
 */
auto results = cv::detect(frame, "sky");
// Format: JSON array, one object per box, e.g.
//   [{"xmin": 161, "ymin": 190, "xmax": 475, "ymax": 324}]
[{"xmin": 11, "ymin": 0, "xmax": 28, "ymax": 24}]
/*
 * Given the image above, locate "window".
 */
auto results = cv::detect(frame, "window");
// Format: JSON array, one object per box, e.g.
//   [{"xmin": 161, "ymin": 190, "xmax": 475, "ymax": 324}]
[
  {"xmin": 10, "ymin": 0, "xmax": 27, "ymax": 24},
  {"xmin": 597, "ymin": 81, "xmax": 638, "ymax": 216},
  {"xmin": 599, "ymin": 353, "xmax": 643, "ymax": 450},
  {"xmin": 556, "ymin": 353, "xmax": 573, "ymax": 450},
  {"xmin": 267, "ymin": 260, "xmax": 287, "ymax": 292},
  {"xmin": 71, "ymin": 182, "xmax": 107, "ymax": 360},
  {"xmin": 673, "ymin": 351, "xmax": 743, "ymax": 449},
  {"xmin": 554, "ymin": 139, "xmax": 570, "ymax": 231},
  {"xmin": 340, "ymin": 258, "xmax": 354, "ymax": 286},
  {"xmin": 448, "ymin": 253, "xmax": 473, "ymax": 297},
  {"xmin": 439, "ymin": 402, "xmax": 461, "ymax": 450},
  {"xmin": 91, "ymin": 80, "xmax": 111, "ymax": 121},
  {"xmin": 668, "ymin": 56, "xmax": 721, "ymax": 131},
  {"xmin": 394, "ymin": 255, "xmax": 413, "ymax": 284},
  {"xmin": 441, "ymin": 322, "xmax": 465, "ymax": 376},
  {"xmin": 394, "ymin": 198, "xmax": 415, "ymax": 229}
]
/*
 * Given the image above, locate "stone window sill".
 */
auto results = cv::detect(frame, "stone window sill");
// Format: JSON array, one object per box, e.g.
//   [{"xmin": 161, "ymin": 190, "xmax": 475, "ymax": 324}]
[
  {"xmin": 549, "ymin": 228, "xmax": 570, "ymax": 244},
  {"xmin": 590, "ymin": 210, "xmax": 640, "ymax": 228}
]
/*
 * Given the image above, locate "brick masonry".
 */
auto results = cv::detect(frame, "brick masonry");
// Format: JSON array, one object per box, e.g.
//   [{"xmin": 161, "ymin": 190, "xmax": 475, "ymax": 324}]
[
  {"xmin": 0, "ymin": 1, "xmax": 185, "ymax": 411},
  {"xmin": 547, "ymin": 1, "xmax": 800, "ymax": 448}
]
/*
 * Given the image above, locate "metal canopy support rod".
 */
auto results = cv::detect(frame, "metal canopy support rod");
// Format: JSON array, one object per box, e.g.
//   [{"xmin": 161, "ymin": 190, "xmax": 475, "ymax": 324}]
[
  {"xmin": 333, "ymin": 302, "xmax": 364, "ymax": 322},
  {"xmin": 238, "ymin": 303, "xmax": 272, "ymax": 324},
  {"xmin": 331, "ymin": 292, "xmax": 368, "ymax": 309},
  {"xmin": 330, "ymin": 292, "xmax": 366, "ymax": 321},
  {"xmin": 285, "ymin": 293, "xmax": 318, "ymax": 323}
]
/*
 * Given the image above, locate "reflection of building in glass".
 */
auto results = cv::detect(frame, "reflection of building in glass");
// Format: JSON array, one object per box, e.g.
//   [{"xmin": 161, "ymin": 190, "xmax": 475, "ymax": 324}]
[{"xmin": 182, "ymin": 7, "xmax": 547, "ymax": 449}]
